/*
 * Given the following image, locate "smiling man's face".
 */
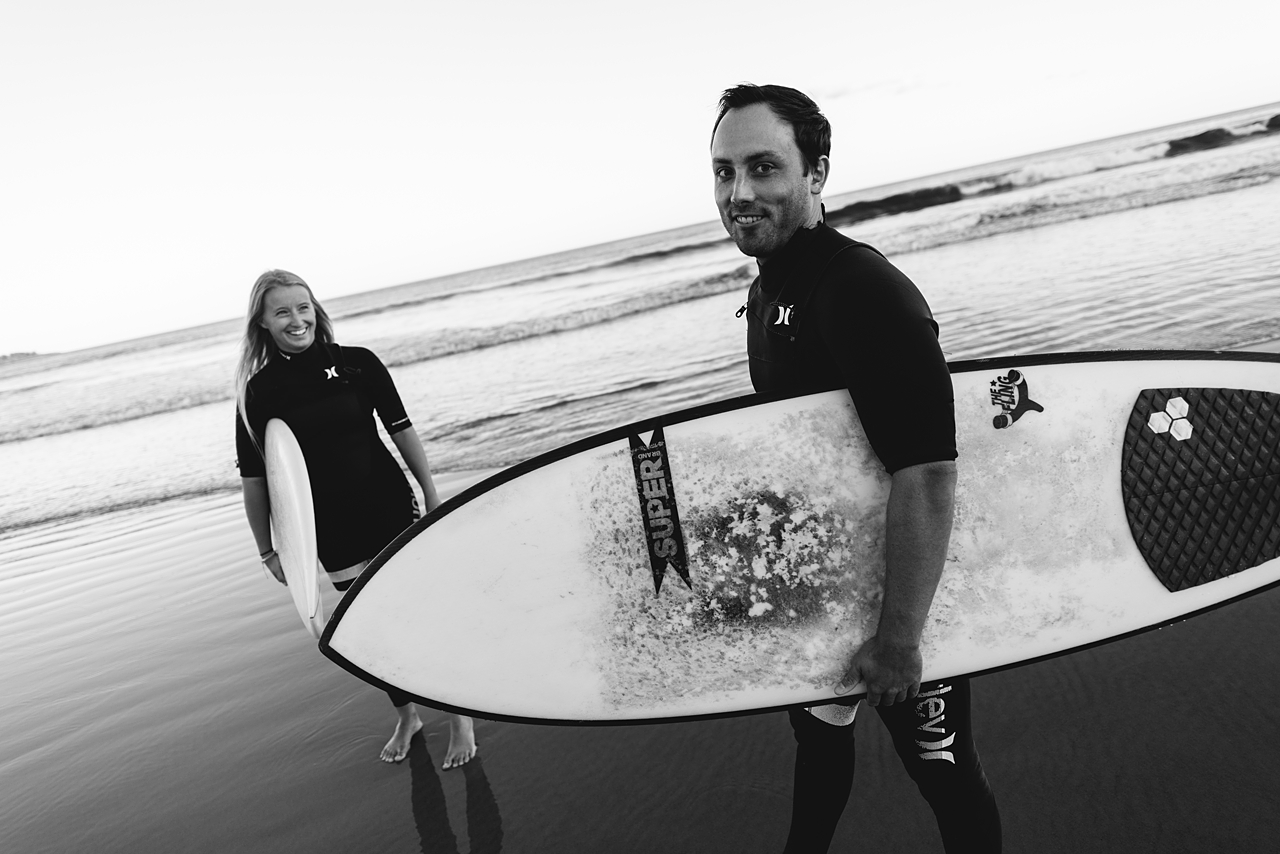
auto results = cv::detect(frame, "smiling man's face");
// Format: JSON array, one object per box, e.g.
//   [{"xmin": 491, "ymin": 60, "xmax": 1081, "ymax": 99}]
[{"xmin": 711, "ymin": 102, "xmax": 825, "ymax": 261}]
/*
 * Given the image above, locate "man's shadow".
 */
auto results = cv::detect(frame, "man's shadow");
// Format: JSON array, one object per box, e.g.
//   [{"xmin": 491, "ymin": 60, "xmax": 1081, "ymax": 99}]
[{"xmin": 407, "ymin": 733, "xmax": 503, "ymax": 854}]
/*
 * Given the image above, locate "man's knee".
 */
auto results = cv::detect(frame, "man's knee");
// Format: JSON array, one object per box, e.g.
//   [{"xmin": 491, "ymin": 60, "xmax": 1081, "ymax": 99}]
[{"xmin": 788, "ymin": 707, "xmax": 858, "ymax": 748}]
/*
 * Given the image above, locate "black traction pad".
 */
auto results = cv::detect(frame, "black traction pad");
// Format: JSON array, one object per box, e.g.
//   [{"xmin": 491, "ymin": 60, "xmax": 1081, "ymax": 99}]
[{"xmin": 1122, "ymin": 388, "xmax": 1280, "ymax": 592}]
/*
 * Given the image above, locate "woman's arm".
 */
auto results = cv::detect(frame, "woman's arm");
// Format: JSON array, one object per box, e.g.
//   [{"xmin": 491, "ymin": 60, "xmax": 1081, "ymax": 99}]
[
  {"xmin": 241, "ymin": 476, "xmax": 284, "ymax": 583},
  {"xmin": 391, "ymin": 429, "xmax": 442, "ymax": 513}
]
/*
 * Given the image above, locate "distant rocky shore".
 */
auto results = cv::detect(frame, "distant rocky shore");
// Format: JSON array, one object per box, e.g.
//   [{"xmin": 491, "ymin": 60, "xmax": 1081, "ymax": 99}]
[
  {"xmin": 825, "ymin": 112, "xmax": 1280, "ymax": 229},
  {"xmin": 826, "ymin": 185, "xmax": 966, "ymax": 228},
  {"xmin": 1167, "ymin": 114, "xmax": 1280, "ymax": 156}
]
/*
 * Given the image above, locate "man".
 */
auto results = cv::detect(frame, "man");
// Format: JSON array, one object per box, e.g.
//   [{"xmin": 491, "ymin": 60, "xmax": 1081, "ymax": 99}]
[{"xmin": 710, "ymin": 84, "xmax": 1001, "ymax": 852}]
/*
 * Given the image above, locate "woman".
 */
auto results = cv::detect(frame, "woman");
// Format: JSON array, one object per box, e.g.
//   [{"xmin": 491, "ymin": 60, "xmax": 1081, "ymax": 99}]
[{"xmin": 234, "ymin": 269, "xmax": 475, "ymax": 767}]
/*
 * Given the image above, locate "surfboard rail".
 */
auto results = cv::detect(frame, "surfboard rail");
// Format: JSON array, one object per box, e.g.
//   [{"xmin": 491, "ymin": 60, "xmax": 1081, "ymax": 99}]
[{"xmin": 265, "ymin": 419, "xmax": 325, "ymax": 639}]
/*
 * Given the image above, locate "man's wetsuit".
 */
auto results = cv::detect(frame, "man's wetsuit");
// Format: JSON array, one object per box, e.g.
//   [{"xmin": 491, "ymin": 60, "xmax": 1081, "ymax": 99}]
[{"xmin": 744, "ymin": 221, "xmax": 1001, "ymax": 853}]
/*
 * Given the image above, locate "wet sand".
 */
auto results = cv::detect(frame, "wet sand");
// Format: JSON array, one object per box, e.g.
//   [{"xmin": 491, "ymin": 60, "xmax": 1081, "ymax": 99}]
[{"xmin": 4, "ymin": 350, "xmax": 1280, "ymax": 852}]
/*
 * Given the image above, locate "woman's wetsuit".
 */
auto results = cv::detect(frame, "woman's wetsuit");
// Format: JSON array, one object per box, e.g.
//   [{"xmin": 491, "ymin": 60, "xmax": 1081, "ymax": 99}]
[{"xmin": 236, "ymin": 340, "xmax": 418, "ymax": 706}]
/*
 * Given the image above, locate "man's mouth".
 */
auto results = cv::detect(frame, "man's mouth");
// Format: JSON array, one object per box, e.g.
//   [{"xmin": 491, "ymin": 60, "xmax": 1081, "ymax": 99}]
[{"xmin": 734, "ymin": 213, "xmax": 766, "ymax": 225}]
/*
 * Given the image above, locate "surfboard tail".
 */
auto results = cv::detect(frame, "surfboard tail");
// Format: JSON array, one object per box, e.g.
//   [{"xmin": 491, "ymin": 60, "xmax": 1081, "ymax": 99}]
[{"xmin": 1122, "ymin": 387, "xmax": 1280, "ymax": 592}]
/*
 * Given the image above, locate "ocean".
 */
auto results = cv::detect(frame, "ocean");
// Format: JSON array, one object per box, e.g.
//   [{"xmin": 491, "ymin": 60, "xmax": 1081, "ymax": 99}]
[{"xmin": 2, "ymin": 102, "xmax": 1279, "ymax": 853}]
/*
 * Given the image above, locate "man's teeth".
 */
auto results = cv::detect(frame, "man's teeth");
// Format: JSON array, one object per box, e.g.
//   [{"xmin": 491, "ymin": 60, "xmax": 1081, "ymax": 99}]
[{"xmin": 736, "ymin": 215, "xmax": 764, "ymax": 223}]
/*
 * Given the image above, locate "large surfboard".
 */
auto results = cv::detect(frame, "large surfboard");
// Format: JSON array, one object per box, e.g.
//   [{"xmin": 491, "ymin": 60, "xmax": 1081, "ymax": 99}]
[
  {"xmin": 264, "ymin": 419, "xmax": 325, "ymax": 639},
  {"xmin": 320, "ymin": 352, "xmax": 1280, "ymax": 723}
]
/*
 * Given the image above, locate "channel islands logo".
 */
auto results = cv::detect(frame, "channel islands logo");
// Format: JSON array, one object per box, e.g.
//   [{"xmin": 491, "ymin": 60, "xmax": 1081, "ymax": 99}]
[
  {"xmin": 989, "ymin": 369, "xmax": 1044, "ymax": 429},
  {"xmin": 1146, "ymin": 396, "xmax": 1193, "ymax": 441}
]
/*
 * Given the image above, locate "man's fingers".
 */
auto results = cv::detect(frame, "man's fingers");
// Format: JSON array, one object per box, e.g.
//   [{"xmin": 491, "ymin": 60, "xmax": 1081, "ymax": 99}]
[
  {"xmin": 835, "ymin": 661, "xmax": 863, "ymax": 695},
  {"xmin": 866, "ymin": 683, "xmax": 917, "ymax": 707}
]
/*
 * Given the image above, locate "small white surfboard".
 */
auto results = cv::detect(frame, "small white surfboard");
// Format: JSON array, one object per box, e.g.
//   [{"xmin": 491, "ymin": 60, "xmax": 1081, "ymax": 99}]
[
  {"xmin": 264, "ymin": 419, "xmax": 325, "ymax": 638},
  {"xmin": 321, "ymin": 351, "xmax": 1280, "ymax": 723}
]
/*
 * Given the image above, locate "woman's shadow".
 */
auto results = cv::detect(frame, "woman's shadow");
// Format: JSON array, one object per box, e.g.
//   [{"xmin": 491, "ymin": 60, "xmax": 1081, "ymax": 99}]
[{"xmin": 407, "ymin": 731, "xmax": 503, "ymax": 854}]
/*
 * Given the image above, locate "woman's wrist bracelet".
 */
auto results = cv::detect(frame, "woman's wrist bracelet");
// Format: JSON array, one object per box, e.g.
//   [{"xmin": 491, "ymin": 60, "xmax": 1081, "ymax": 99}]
[{"xmin": 259, "ymin": 548, "xmax": 276, "ymax": 561}]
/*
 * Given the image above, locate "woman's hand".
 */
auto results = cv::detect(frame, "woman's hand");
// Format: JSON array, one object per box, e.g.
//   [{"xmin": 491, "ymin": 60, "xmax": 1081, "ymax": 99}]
[{"xmin": 262, "ymin": 551, "xmax": 286, "ymax": 585}]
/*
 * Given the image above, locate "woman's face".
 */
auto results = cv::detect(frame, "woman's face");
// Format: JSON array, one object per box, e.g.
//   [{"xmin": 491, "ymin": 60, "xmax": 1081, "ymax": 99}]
[{"xmin": 259, "ymin": 284, "xmax": 317, "ymax": 354}]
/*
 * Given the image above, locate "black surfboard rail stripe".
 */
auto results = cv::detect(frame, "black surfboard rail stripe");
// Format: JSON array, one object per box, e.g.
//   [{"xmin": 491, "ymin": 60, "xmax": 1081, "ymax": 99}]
[
  {"xmin": 1123, "ymin": 387, "xmax": 1280, "ymax": 592},
  {"xmin": 318, "ymin": 349, "xmax": 1280, "ymax": 726}
]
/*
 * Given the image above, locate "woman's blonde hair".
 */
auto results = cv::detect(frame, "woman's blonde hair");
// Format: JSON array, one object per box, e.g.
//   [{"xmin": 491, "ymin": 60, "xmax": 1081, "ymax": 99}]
[{"xmin": 233, "ymin": 270, "xmax": 335, "ymax": 454}]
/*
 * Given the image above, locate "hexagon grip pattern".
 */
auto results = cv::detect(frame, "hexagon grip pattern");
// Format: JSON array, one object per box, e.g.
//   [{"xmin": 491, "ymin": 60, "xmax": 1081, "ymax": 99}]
[{"xmin": 1121, "ymin": 387, "xmax": 1280, "ymax": 592}]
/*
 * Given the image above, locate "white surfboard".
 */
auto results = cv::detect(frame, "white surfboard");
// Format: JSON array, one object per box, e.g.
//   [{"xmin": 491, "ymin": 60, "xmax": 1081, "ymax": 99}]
[
  {"xmin": 320, "ymin": 352, "xmax": 1280, "ymax": 722},
  {"xmin": 264, "ymin": 419, "xmax": 325, "ymax": 638}
]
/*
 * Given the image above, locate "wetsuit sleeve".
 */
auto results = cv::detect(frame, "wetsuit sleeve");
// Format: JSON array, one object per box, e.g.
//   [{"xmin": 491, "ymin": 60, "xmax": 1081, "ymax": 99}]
[
  {"xmin": 348, "ymin": 347, "xmax": 414, "ymax": 435},
  {"xmin": 815, "ymin": 248, "xmax": 956, "ymax": 474},
  {"xmin": 235, "ymin": 405, "xmax": 266, "ymax": 477}
]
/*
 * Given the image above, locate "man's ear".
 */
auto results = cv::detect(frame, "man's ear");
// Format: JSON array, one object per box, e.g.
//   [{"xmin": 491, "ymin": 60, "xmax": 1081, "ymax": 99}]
[{"xmin": 809, "ymin": 155, "xmax": 830, "ymax": 195}]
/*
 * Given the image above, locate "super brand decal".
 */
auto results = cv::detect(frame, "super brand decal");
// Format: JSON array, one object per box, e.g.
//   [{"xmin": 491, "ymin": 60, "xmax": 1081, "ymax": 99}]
[
  {"xmin": 629, "ymin": 426, "xmax": 691, "ymax": 595},
  {"xmin": 989, "ymin": 369, "xmax": 1044, "ymax": 429}
]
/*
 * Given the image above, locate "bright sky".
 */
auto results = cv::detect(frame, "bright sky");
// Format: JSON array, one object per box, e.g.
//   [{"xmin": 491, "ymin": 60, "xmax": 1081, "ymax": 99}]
[{"xmin": 3, "ymin": 0, "xmax": 1277, "ymax": 355}]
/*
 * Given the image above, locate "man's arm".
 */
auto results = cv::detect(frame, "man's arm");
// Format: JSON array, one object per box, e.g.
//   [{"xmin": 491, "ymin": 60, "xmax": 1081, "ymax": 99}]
[{"xmin": 837, "ymin": 458, "xmax": 956, "ymax": 706}]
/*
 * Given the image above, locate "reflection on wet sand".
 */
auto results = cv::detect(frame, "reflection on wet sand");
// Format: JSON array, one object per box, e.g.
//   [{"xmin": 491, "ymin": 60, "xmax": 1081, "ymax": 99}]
[{"xmin": 409, "ymin": 735, "xmax": 503, "ymax": 853}]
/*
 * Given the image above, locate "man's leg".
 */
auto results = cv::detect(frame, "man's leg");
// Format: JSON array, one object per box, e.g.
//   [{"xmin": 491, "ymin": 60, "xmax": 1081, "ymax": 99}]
[
  {"xmin": 875, "ymin": 678, "xmax": 1001, "ymax": 853},
  {"xmin": 782, "ymin": 707, "xmax": 858, "ymax": 854}
]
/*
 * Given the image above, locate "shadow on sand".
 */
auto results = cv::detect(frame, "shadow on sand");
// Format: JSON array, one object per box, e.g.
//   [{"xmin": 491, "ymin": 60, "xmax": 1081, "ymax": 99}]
[{"xmin": 408, "ymin": 735, "xmax": 503, "ymax": 853}]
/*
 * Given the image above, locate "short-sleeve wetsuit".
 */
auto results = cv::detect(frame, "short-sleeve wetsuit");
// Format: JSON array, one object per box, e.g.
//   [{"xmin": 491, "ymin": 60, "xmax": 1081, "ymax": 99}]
[
  {"xmin": 236, "ymin": 341, "xmax": 418, "ymax": 582},
  {"xmin": 744, "ymin": 221, "xmax": 1001, "ymax": 853}
]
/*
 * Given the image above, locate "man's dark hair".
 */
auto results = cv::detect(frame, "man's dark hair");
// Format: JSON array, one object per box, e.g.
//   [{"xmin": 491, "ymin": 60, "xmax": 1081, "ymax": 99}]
[{"xmin": 713, "ymin": 84, "xmax": 831, "ymax": 174}]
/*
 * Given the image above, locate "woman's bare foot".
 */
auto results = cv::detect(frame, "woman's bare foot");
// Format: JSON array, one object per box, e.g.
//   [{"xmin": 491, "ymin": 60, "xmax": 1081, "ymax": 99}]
[
  {"xmin": 380, "ymin": 704, "xmax": 423, "ymax": 763},
  {"xmin": 442, "ymin": 714, "xmax": 477, "ymax": 769}
]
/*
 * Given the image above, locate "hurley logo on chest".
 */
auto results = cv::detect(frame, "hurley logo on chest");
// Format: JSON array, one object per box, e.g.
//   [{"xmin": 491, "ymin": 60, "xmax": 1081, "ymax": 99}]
[{"xmin": 770, "ymin": 303, "xmax": 795, "ymax": 327}]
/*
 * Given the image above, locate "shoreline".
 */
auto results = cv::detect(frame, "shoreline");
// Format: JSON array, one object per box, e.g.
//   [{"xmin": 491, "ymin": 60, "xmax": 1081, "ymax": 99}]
[{"xmin": 2, "ymin": 341, "xmax": 1276, "ymax": 540}]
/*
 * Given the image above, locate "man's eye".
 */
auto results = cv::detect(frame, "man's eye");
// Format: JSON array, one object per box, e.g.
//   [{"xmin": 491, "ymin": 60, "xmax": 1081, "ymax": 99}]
[{"xmin": 753, "ymin": 163, "xmax": 775, "ymax": 174}]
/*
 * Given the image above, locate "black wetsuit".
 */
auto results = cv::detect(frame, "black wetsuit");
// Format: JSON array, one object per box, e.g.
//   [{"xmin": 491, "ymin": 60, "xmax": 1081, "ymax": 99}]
[
  {"xmin": 744, "ymin": 222, "xmax": 1001, "ymax": 853},
  {"xmin": 236, "ymin": 341, "xmax": 418, "ymax": 706},
  {"xmin": 236, "ymin": 340, "xmax": 418, "ymax": 575}
]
